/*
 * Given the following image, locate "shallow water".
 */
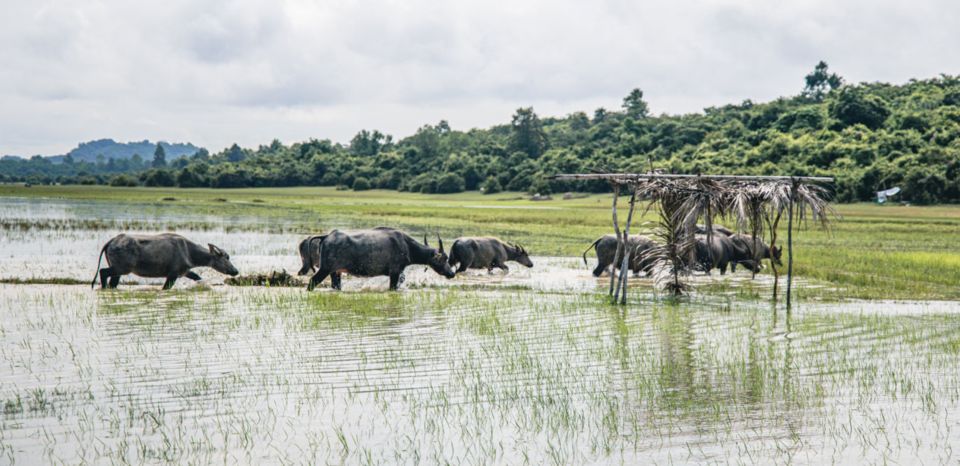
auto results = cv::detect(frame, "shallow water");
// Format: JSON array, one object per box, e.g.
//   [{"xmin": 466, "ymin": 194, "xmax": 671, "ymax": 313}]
[{"xmin": 1, "ymin": 197, "xmax": 959, "ymax": 464}]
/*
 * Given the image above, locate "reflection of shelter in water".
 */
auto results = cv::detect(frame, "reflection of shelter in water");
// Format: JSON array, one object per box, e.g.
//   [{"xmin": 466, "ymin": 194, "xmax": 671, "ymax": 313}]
[{"xmin": 553, "ymin": 173, "xmax": 835, "ymax": 307}]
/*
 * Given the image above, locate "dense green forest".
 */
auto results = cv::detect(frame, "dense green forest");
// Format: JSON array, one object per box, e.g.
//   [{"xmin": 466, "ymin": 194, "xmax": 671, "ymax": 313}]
[{"xmin": 4, "ymin": 63, "xmax": 960, "ymax": 203}]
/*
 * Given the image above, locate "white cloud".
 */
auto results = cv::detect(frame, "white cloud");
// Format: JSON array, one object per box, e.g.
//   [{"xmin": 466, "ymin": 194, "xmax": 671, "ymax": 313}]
[{"xmin": 1, "ymin": 0, "xmax": 958, "ymax": 155}]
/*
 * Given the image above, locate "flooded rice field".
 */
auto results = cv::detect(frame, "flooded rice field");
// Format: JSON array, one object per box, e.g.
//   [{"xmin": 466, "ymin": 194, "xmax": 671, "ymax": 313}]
[{"xmin": 2, "ymin": 197, "xmax": 960, "ymax": 464}]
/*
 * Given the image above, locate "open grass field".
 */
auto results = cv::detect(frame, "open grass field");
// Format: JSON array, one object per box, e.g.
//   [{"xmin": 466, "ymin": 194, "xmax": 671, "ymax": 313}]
[{"xmin": 2, "ymin": 184, "xmax": 958, "ymax": 300}]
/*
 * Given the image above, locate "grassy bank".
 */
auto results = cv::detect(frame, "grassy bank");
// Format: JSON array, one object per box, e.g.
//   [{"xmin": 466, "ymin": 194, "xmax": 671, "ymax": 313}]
[{"xmin": 2, "ymin": 184, "xmax": 959, "ymax": 300}]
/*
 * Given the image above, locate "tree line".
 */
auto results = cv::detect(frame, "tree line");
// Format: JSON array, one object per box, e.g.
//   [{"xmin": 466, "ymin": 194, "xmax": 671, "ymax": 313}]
[{"xmin": 4, "ymin": 62, "xmax": 960, "ymax": 204}]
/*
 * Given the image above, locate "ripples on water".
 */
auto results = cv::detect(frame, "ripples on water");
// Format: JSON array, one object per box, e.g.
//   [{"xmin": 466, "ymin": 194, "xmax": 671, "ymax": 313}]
[{"xmin": 2, "ymin": 286, "xmax": 960, "ymax": 464}]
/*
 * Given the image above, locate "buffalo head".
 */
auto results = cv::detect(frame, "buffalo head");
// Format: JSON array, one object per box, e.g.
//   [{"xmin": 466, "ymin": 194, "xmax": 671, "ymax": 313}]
[
  {"xmin": 511, "ymin": 243, "xmax": 534, "ymax": 268},
  {"xmin": 424, "ymin": 234, "xmax": 456, "ymax": 279},
  {"xmin": 771, "ymin": 245, "xmax": 783, "ymax": 267},
  {"xmin": 208, "ymin": 244, "xmax": 240, "ymax": 276}
]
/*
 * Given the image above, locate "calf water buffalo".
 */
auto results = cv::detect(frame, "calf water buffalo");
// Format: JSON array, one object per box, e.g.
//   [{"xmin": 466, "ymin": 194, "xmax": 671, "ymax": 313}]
[
  {"xmin": 306, "ymin": 228, "xmax": 456, "ymax": 291},
  {"xmin": 297, "ymin": 234, "xmax": 327, "ymax": 276},
  {"xmin": 583, "ymin": 234, "xmax": 657, "ymax": 277},
  {"xmin": 91, "ymin": 233, "xmax": 239, "ymax": 289},
  {"xmin": 447, "ymin": 237, "xmax": 533, "ymax": 274},
  {"xmin": 729, "ymin": 234, "xmax": 782, "ymax": 272}
]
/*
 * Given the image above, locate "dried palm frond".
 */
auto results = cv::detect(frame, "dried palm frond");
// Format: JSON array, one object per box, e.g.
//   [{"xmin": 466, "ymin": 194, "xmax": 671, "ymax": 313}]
[
  {"xmin": 728, "ymin": 182, "xmax": 769, "ymax": 278},
  {"xmin": 793, "ymin": 181, "xmax": 837, "ymax": 229}
]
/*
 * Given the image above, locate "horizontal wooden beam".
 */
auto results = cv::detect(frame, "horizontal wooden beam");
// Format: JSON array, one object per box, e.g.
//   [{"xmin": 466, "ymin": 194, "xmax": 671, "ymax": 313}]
[{"xmin": 552, "ymin": 173, "xmax": 834, "ymax": 182}]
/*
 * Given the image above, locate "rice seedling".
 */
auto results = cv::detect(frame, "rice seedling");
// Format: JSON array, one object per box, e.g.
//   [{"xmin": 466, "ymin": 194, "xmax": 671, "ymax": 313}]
[{"xmin": 0, "ymin": 188, "xmax": 959, "ymax": 463}]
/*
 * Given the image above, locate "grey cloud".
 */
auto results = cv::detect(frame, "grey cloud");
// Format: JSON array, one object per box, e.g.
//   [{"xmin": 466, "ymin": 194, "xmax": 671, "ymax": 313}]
[{"xmin": 1, "ymin": 0, "xmax": 959, "ymax": 156}]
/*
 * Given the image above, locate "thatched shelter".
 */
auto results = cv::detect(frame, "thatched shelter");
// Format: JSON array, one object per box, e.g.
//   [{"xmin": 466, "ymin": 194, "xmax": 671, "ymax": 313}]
[{"xmin": 553, "ymin": 173, "xmax": 835, "ymax": 306}]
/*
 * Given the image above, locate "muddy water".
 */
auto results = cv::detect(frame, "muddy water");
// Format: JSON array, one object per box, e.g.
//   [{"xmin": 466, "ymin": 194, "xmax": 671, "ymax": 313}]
[{"xmin": 1, "ymin": 197, "xmax": 959, "ymax": 464}]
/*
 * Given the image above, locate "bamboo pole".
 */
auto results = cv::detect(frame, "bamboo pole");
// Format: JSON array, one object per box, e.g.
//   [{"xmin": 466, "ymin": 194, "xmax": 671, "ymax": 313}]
[
  {"xmin": 553, "ymin": 173, "xmax": 834, "ymax": 182},
  {"xmin": 785, "ymin": 181, "xmax": 797, "ymax": 309},
  {"xmin": 616, "ymin": 188, "xmax": 638, "ymax": 304},
  {"xmin": 766, "ymin": 210, "xmax": 782, "ymax": 302},
  {"xmin": 610, "ymin": 184, "xmax": 622, "ymax": 298}
]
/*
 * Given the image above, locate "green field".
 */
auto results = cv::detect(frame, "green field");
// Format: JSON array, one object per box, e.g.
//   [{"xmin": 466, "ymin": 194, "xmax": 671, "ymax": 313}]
[
  {"xmin": 3, "ymin": 184, "xmax": 960, "ymax": 464},
  {"xmin": 2, "ymin": 184, "xmax": 958, "ymax": 300}
]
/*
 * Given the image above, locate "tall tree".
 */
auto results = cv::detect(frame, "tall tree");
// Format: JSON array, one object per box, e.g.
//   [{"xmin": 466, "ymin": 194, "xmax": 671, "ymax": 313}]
[
  {"xmin": 803, "ymin": 61, "xmax": 843, "ymax": 101},
  {"xmin": 226, "ymin": 143, "xmax": 245, "ymax": 163},
  {"xmin": 622, "ymin": 88, "xmax": 650, "ymax": 118},
  {"xmin": 350, "ymin": 130, "xmax": 391, "ymax": 156},
  {"xmin": 152, "ymin": 144, "xmax": 166, "ymax": 168},
  {"xmin": 593, "ymin": 107, "xmax": 608, "ymax": 123},
  {"xmin": 509, "ymin": 107, "xmax": 548, "ymax": 158}
]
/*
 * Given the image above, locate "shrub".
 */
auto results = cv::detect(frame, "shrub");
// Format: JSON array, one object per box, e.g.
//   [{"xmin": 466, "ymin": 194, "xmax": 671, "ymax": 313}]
[
  {"xmin": 109, "ymin": 174, "xmax": 138, "ymax": 187},
  {"xmin": 481, "ymin": 176, "xmax": 502, "ymax": 195},
  {"xmin": 141, "ymin": 169, "xmax": 175, "ymax": 187},
  {"xmin": 352, "ymin": 177, "xmax": 371, "ymax": 191},
  {"xmin": 435, "ymin": 173, "xmax": 465, "ymax": 194}
]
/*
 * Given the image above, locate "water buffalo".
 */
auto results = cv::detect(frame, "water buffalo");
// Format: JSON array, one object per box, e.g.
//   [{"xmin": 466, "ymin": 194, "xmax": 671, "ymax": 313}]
[
  {"xmin": 91, "ymin": 233, "xmax": 239, "ymax": 289},
  {"xmin": 729, "ymin": 234, "xmax": 782, "ymax": 272},
  {"xmin": 306, "ymin": 228, "xmax": 456, "ymax": 291},
  {"xmin": 693, "ymin": 233, "xmax": 759, "ymax": 275},
  {"xmin": 447, "ymin": 237, "xmax": 533, "ymax": 274},
  {"xmin": 583, "ymin": 234, "xmax": 657, "ymax": 277},
  {"xmin": 695, "ymin": 224, "xmax": 734, "ymax": 236},
  {"xmin": 297, "ymin": 234, "xmax": 327, "ymax": 276}
]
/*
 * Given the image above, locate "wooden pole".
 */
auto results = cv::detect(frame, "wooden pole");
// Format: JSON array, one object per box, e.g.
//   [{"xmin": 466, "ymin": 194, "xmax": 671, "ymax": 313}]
[
  {"xmin": 553, "ymin": 173, "xmax": 834, "ymax": 183},
  {"xmin": 617, "ymin": 188, "xmax": 638, "ymax": 305},
  {"xmin": 765, "ymin": 210, "xmax": 782, "ymax": 302},
  {"xmin": 785, "ymin": 181, "xmax": 797, "ymax": 309},
  {"xmin": 610, "ymin": 184, "xmax": 622, "ymax": 298}
]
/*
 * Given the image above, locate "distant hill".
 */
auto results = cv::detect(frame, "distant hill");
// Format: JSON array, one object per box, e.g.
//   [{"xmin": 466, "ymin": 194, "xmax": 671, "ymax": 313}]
[{"xmin": 48, "ymin": 139, "xmax": 201, "ymax": 163}]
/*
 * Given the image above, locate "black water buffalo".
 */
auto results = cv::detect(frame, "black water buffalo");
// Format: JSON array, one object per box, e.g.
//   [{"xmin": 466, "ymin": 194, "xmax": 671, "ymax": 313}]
[
  {"xmin": 583, "ymin": 234, "xmax": 657, "ymax": 277},
  {"xmin": 91, "ymin": 233, "xmax": 239, "ymax": 289},
  {"xmin": 693, "ymin": 233, "xmax": 761, "ymax": 275},
  {"xmin": 447, "ymin": 237, "xmax": 533, "ymax": 274},
  {"xmin": 695, "ymin": 224, "xmax": 734, "ymax": 236},
  {"xmin": 297, "ymin": 234, "xmax": 327, "ymax": 276},
  {"xmin": 306, "ymin": 228, "xmax": 456, "ymax": 291},
  {"xmin": 729, "ymin": 234, "xmax": 782, "ymax": 272}
]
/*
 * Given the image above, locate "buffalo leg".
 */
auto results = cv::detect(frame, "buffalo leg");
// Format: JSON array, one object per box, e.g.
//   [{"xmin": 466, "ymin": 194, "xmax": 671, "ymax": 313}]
[
  {"xmin": 498, "ymin": 263, "xmax": 510, "ymax": 274},
  {"xmin": 308, "ymin": 266, "xmax": 331, "ymax": 291},
  {"xmin": 108, "ymin": 275, "xmax": 120, "ymax": 288},
  {"xmin": 99, "ymin": 268, "xmax": 115, "ymax": 289},
  {"xmin": 185, "ymin": 271, "xmax": 202, "ymax": 281},
  {"xmin": 457, "ymin": 251, "xmax": 474, "ymax": 273},
  {"xmin": 331, "ymin": 272, "xmax": 342, "ymax": 290},
  {"xmin": 162, "ymin": 276, "xmax": 178, "ymax": 290},
  {"xmin": 389, "ymin": 272, "xmax": 401, "ymax": 290},
  {"xmin": 591, "ymin": 262, "xmax": 606, "ymax": 277}
]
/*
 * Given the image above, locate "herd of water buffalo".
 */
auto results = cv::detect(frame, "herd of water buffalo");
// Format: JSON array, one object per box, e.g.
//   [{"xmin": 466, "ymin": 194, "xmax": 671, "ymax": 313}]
[{"xmin": 91, "ymin": 226, "xmax": 782, "ymax": 290}]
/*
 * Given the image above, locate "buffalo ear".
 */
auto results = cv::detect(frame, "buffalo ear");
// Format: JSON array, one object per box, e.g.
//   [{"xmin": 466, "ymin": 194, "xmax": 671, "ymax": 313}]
[
  {"xmin": 208, "ymin": 244, "xmax": 221, "ymax": 256},
  {"xmin": 437, "ymin": 234, "xmax": 444, "ymax": 253}
]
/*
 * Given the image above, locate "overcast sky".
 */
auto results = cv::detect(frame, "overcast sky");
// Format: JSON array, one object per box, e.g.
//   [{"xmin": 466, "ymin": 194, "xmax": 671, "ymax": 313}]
[{"xmin": 1, "ymin": 0, "xmax": 958, "ymax": 156}]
